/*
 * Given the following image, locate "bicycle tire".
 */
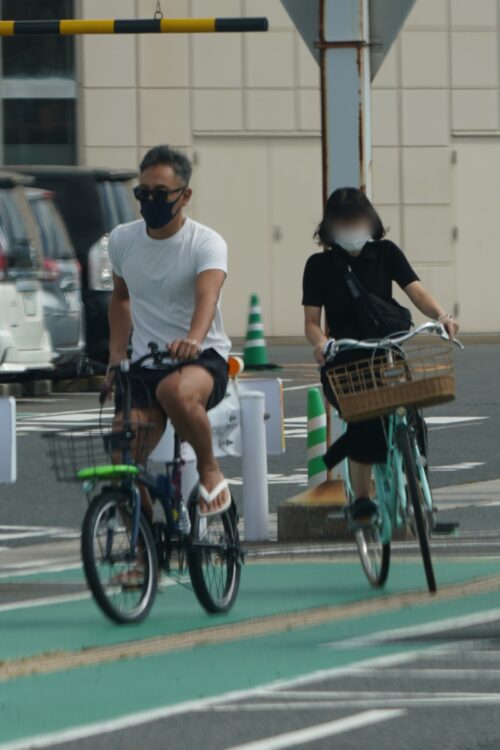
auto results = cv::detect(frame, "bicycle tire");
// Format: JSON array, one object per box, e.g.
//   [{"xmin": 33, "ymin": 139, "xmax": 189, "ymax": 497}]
[
  {"xmin": 397, "ymin": 424, "xmax": 437, "ymax": 593},
  {"xmin": 355, "ymin": 520, "xmax": 391, "ymax": 588},
  {"xmin": 81, "ymin": 489, "xmax": 158, "ymax": 624},
  {"xmin": 187, "ymin": 491, "xmax": 242, "ymax": 614}
]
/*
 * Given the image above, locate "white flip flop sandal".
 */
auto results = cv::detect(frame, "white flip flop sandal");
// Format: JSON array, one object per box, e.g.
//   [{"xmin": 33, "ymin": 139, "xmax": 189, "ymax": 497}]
[{"xmin": 198, "ymin": 479, "xmax": 231, "ymax": 518}]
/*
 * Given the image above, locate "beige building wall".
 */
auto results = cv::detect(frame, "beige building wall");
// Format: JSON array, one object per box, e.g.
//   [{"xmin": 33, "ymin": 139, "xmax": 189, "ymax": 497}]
[{"xmin": 78, "ymin": 0, "xmax": 500, "ymax": 334}]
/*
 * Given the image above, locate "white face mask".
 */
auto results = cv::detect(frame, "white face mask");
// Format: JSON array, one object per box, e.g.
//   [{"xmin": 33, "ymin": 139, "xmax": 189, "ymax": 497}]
[{"xmin": 333, "ymin": 229, "xmax": 372, "ymax": 254}]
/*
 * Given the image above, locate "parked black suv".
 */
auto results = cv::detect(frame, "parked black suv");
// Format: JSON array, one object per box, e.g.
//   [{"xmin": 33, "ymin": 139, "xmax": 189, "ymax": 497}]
[{"xmin": 14, "ymin": 167, "xmax": 139, "ymax": 360}]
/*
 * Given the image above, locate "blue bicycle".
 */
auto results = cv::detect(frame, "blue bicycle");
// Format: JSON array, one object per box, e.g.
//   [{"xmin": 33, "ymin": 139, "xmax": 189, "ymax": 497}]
[
  {"xmin": 46, "ymin": 344, "xmax": 243, "ymax": 624},
  {"xmin": 323, "ymin": 322, "xmax": 464, "ymax": 592}
]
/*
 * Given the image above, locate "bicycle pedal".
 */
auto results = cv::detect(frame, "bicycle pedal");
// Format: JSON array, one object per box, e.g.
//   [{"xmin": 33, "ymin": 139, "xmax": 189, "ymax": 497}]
[{"xmin": 350, "ymin": 515, "xmax": 380, "ymax": 531}]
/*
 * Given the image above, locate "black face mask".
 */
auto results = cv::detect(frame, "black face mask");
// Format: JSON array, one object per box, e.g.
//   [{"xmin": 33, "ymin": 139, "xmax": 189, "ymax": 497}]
[{"xmin": 140, "ymin": 191, "xmax": 184, "ymax": 230}]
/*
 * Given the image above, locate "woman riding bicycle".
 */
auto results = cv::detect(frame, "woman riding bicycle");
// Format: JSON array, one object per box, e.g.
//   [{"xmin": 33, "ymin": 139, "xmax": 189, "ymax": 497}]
[{"xmin": 302, "ymin": 187, "xmax": 459, "ymax": 522}]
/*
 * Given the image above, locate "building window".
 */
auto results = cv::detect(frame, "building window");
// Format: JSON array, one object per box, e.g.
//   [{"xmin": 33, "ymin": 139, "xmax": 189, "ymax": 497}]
[
  {"xmin": 0, "ymin": 0, "xmax": 76, "ymax": 165},
  {"xmin": 3, "ymin": 99, "xmax": 76, "ymax": 165},
  {"xmin": 2, "ymin": 0, "xmax": 75, "ymax": 79}
]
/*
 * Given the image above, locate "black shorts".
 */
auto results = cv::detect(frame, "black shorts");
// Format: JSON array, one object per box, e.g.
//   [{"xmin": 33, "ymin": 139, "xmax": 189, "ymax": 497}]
[{"xmin": 114, "ymin": 347, "xmax": 229, "ymax": 415}]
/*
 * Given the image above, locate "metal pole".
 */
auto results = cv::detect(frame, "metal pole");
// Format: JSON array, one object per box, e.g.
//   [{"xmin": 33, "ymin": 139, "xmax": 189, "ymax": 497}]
[
  {"xmin": 320, "ymin": 0, "xmax": 373, "ymax": 471},
  {"xmin": 0, "ymin": 17, "xmax": 268, "ymax": 36},
  {"xmin": 320, "ymin": 0, "xmax": 372, "ymax": 199}
]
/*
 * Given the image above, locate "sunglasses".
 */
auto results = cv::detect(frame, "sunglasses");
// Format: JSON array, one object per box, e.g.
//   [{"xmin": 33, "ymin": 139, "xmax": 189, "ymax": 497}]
[{"xmin": 133, "ymin": 185, "xmax": 185, "ymax": 203}]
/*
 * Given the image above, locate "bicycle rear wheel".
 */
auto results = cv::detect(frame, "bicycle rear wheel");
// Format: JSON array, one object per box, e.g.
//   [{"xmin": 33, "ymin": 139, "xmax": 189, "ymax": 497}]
[
  {"xmin": 81, "ymin": 489, "xmax": 158, "ymax": 624},
  {"xmin": 187, "ymin": 491, "xmax": 242, "ymax": 614},
  {"xmin": 397, "ymin": 424, "xmax": 437, "ymax": 593}
]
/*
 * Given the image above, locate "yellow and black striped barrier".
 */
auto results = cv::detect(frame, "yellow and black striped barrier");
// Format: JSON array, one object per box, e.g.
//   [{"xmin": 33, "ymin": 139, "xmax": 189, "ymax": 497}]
[{"xmin": 0, "ymin": 17, "xmax": 268, "ymax": 36}]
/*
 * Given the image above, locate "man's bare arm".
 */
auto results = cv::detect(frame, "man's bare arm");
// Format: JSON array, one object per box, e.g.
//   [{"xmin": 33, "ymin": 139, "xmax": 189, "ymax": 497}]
[
  {"xmin": 108, "ymin": 272, "xmax": 132, "ymax": 364},
  {"xmin": 170, "ymin": 269, "xmax": 226, "ymax": 360}
]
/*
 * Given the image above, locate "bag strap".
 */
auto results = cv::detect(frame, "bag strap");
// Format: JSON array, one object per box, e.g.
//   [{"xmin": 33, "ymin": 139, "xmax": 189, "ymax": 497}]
[{"xmin": 343, "ymin": 264, "xmax": 367, "ymax": 301}]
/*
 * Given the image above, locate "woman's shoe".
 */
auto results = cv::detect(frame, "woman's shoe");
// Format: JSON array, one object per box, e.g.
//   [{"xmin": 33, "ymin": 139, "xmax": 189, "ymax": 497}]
[{"xmin": 350, "ymin": 497, "xmax": 378, "ymax": 523}]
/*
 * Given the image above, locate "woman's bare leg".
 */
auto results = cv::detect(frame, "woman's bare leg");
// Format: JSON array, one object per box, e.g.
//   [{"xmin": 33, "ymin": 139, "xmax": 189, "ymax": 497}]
[{"xmin": 349, "ymin": 459, "xmax": 373, "ymax": 499}]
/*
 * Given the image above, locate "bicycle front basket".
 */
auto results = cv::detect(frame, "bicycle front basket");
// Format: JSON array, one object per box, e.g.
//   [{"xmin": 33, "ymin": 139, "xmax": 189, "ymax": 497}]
[
  {"xmin": 44, "ymin": 422, "xmax": 155, "ymax": 482},
  {"xmin": 324, "ymin": 344, "xmax": 456, "ymax": 423}
]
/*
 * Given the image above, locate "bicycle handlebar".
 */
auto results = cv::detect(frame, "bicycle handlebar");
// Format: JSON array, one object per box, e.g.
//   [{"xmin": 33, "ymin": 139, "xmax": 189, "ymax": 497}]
[
  {"xmin": 79, "ymin": 343, "xmax": 176, "ymax": 379},
  {"xmin": 108, "ymin": 348, "xmax": 176, "ymax": 373},
  {"xmin": 128, "ymin": 342, "xmax": 174, "ymax": 370},
  {"xmin": 323, "ymin": 321, "xmax": 464, "ymax": 362}
]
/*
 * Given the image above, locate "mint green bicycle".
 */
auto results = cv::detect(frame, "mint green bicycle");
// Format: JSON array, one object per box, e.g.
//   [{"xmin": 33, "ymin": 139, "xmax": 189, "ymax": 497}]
[{"xmin": 323, "ymin": 322, "xmax": 464, "ymax": 592}]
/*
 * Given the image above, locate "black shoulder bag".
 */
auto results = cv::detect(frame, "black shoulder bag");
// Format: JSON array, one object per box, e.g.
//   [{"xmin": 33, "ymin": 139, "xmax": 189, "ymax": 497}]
[{"xmin": 344, "ymin": 264, "xmax": 413, "ymax": 339}]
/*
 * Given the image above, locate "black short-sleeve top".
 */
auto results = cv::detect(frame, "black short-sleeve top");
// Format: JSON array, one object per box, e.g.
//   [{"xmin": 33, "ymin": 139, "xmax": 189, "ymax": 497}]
[{"xmin": 302, "ymin": 240, "xmax": 419, "ymax": 339}]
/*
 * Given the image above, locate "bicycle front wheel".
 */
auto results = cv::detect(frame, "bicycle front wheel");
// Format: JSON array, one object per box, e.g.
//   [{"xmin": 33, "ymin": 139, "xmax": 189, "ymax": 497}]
[
  {"xmin": 397, "ymin": 424, "xmax": 437, "ymax": 593},
  {"xmin": 355, "ymin": 518, "xmax": 391, "ymax": 588},
  {"xmin": 187, "ymin": 493, "xmax": 242, "ymax": 614},
  {"xmin": 81, "ymin": 489, "xmax": 158, "ymax": 624}
]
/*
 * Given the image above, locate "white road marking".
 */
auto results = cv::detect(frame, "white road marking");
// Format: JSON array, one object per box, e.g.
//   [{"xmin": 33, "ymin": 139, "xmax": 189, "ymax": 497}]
[
  {"xmin": 224, "ymin": 711, "xmax": 404, "ymax": 750},
  {"xmin": 213, "ymin": 696, "xmax": 500, "ymax": 710},
  {"xmin": 425, "ymin": 417, "xmax": 487, "ymax": 425},
  {"xmin": 17, "ymin": 406, "xmax": 114, "ymax": 435},
  {"xmin": 439, "ymin": 649, "xmax": 500, "ymax": 661},
  {"xmin": 0, "ymin": 563, "xmax": 83, "ymax": 579},
  {"xmin": 260, "ymin": 690, "xmax": 500, "ymax": 700},
  {"xmin": 228, "ymin": 473, "xmax": 307, "ymax": 487},
  {"xmin": 0, "ymin": 531, "xmax": 72, "ymax": 542},
  {"xmin": 0, "ymin": 526, "xmax": 79, "ymax": 543},
  {"xmin": 323, "ymin": 607, "xmax": 500, "ymax": 649},
  {"xmin": 283, "ymin": 383, "xmax": 321, "ymax": 392},
  {"xmin": 346, "ymin": 667, "xmax": 500, "ymax": 679},
  {"xmin": 0, "ymin": 592, "xmax": 90, "ymax": 613},
  {"xmin": 431, "ymin": 462, "xmax": 485, "ymax": 472}
]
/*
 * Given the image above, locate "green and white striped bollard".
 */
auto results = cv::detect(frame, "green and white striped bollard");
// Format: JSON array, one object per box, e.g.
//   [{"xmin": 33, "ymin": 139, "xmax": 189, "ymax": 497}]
[{"xmin": 307, "ymin": 387, "xmax": 327, "ymax": 486}]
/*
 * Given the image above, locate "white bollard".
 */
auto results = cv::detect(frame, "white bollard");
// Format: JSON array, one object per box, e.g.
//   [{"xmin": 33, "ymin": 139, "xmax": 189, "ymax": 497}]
[
  {"xmin": 0, "ymin": 397, "xmax": 16, "ymax": 484},
  {"xmin": 240, "ymin": 390, "xmax": 269, "ymax": 541}
]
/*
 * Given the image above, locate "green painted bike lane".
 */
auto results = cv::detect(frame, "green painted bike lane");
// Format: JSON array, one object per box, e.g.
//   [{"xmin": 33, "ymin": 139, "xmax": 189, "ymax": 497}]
[
  {"xmin": 0, "ymin": 559, "xmax": 499, "ymax": 662},
  {"xmin": 0, "ymin": 558, "xmax": 499, "ymax": 745}
]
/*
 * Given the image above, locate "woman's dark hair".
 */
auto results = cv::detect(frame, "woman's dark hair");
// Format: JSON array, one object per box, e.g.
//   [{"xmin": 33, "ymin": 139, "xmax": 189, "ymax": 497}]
[{"xmin": 314, "ymin": 187, "xmax": 385, "ymax": 247}]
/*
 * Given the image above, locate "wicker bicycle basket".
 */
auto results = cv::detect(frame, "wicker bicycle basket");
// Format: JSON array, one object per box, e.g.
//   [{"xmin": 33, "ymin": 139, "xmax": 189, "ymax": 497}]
[
  {"xmin": 324, "ymin": 344, "xmax": 456, "ymax": 423},
  {"xmin": 44, "ymin": 422, "xmax": 156, "ymax": 482}
]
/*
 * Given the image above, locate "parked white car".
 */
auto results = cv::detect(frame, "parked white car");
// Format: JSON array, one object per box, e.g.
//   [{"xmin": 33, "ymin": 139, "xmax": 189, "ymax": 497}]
[{"xmin": 0, "ymin": 172, "xmax": 53, "ymax": 376}]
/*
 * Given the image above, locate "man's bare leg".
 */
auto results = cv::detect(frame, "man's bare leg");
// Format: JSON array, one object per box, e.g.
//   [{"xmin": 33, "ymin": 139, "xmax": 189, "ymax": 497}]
[{"xmin": 155, "ymin": 366, "xmax": 228, "ymax": 514}]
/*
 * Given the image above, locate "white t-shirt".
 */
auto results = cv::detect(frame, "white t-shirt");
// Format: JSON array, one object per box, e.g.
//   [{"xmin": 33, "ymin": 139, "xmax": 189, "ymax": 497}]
[{"xmin": 108, "ymin": 218, "xmax": 231, "ymax": 362}]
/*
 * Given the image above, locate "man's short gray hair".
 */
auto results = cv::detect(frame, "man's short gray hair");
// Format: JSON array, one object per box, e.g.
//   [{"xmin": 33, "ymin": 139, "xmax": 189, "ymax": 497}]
[{"xmin": 139, "ymin": 145, "xmax": 192, "ymax": 185}]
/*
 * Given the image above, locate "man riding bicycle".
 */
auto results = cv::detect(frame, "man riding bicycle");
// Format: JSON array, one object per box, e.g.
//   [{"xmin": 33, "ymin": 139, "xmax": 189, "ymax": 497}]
[{"xmin": 103, "ymin": 145, "xmax": 232, "ymax": 520}]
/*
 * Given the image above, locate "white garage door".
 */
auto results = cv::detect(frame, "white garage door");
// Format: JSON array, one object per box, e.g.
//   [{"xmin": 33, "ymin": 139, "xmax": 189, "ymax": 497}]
[{"xmin": 454, "ymin": 139, "xmax": 500, "ymax": 332}]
